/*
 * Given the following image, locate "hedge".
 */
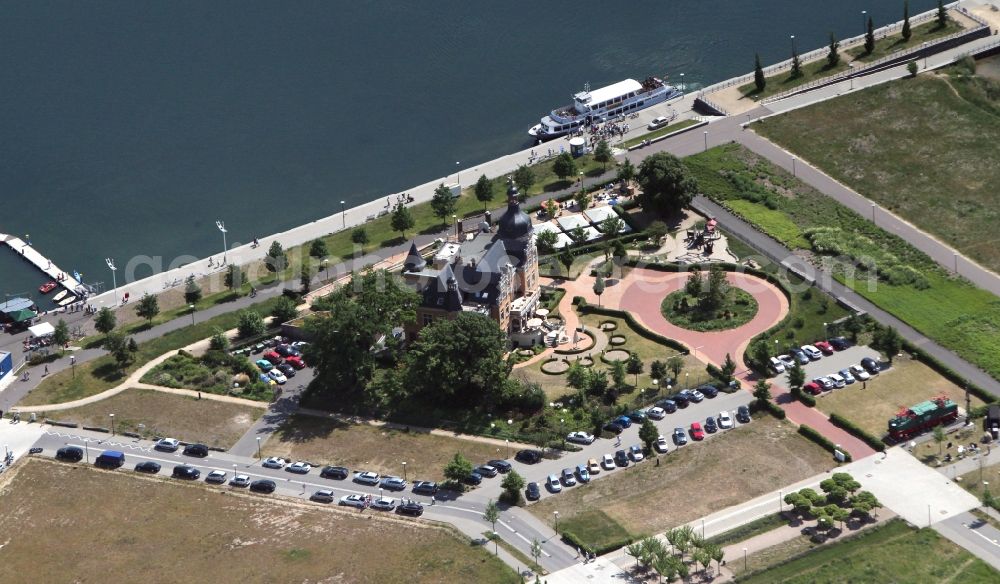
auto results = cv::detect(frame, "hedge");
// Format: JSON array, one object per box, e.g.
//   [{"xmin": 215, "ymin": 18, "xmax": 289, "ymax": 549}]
[
  {"xmin": 798, "ymin": 392, "xmax": 817, "ymax": 407},
  {"xmin": 829, "ymin": 412, "xmax": 886, "ymax": 452},
  {"xmin": 539, "ymin": 358, "xmax": 566, "ymax": 375},
  {"xmin": 797, "ymin": 424, "xmax": 852, "ymax": 462},
  {"xmin": 554, "ymin": 328, "xmax": 596, "ymax": 355},
  {"xmin": 577, "ymin": 305, "xmax": 689, "ymax": 353},
  {"xmin": 560, "ymin": 530, "xmax": 634, "ymax": 556},
  {"xmin": 750, "ymin": 399, "xmax": 786, "ymax": 420},
  {"xmin": 900, "ymin": 338, "xmax": 994, "ymax": 405}
]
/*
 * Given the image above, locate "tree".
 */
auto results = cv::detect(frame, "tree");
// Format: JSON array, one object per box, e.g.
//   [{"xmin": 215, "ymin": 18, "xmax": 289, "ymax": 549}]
[
  {"xmin": 753, "ymin": 379, "xmax": 772, "ymax": 406},
  {"xmin": 552, "ymin": 152, "xmax": 577, "ymax": 180},
  {"xmin": 638, "ymin": 418, "xmax": 659, "ymax": 452},
  {"xmin": 622, "ymin": 353, "xmax": 643, "ymax": 388},
  {"xmin": 405, "ymin": 313, "xmax": 510, "ymax": 407},
  {"xmin": 390, "ymin": 203, "xmax": 415, "ymax": 238},
  {"xmin": 309, "ymin": 238, "xmax": 328, "ymax": 258},
  {"xmin": 933, "ymin": 425, "xmax": 946, "ymax": 457},
  {"xmin": 667, "ymin": 355, "xmax": 684, "ymax": 383},
  {"xmin": 574, "ymin": 189, "xmax": 591, "ymax": 211},
  {"xmin": 799, "ymin": 487, "xmax": 826, "ymax": 507},
  {"xmin": 843, "ymin": 313, "xmax": 864, "ymax": 341},
  {"xmin": 431, "ymin": 183, "xmax": 457, "ymax": 226},
  {"xmin": 625, "ymin": 542, "xmax": 644, "ymax": 568},
  {"xmin": 685, "ymin": 270, "xmax": 704, "ymax": 297},
  {"xmin": 787, "ymin": 360, "xmax": 806, "ymax": 396},
  {"xmin": 749, "ymin": 340, "xmax": 771, "ymax": 376},
  {"xmin": 593, "ymin": 275, "xmax": 605, "ymax": 307},
  {"xmin": 94, "ymin": 307, "xmax": 117, "ymax": 336},
  {"xmin": 851, "ymin": 490, "xmax": 882, "ymax": 520},
  {"xmin": 266, "ymin": 241, "xmax": 287, "ymax": 272},
  {"xmin": 53, "ymin": 319, "xmax": 70, "ymax": 351},
  {"xmin": 271, "ymin": 296, "xmax": 298, "ymax": 324},
  {"xmin": 871, "ymin": 325, "xmax": 902, "ymax": 363},
  {"xmin": 832, "ymin": 472, "xmax": 861, "ymax": 495},
  {"xmin": 500, "ymin": 470, "xmax": 525, "ymax": 502},
  {"xmin": 610, "ymin": 358, "xmax": 627, "ymax": 390},
  {"xmin": 530, "ymin": 539, "xmax": 543, "ymax": 572},
  {"xmin": 637, "ymin": 152, "xmax": 698, "ymax": 216},
  {"xmin": 654, "ymin": 555, "xmax": 679, "ymax": 582},
  {"xmin": 865, "ymin": 16, "xmax": 876, "ymax": 55},
  {"xmin": 907, "ymin": 60, "xmax": 918, "ymax": 78},
  {"xmin": 543, "ymin": 198, "xmax": 559, "ymax": 218},
  {"xmin": 184, "ymin": 274, "xmax": 202, "ymax": 304},
  {"xmin": 483, "ymin": 499, "xmax": 499, "ymax": 535},
  {"xmin": 134, "ymin": 293, "xmax": 159, "ymax": 324},
  {"xmin": 646, "ymin": 220, "xmax": 668, "ymax": 244},
  {"xmin": 237, "ymin": 310, "xmax": 266, "ymax": 338},
  {"xmin": 708, "ymin": 543, "xmax": 725, "ymax": 573},
  {"xmin": 594, "ymin": 139, "xmax": 613, "ymax": 170},
  {"xmin": 558, "ymin": 248, "xmax": 574, "ymax": 275},
  {"xmin": 617, "ymin": 158, "xmax": 636, "ymax": 188},
  {"xmin": 475, "ymin": 174, "xmax": 494, "ymax": 210},
  {"xmin": 820, "ymin": 478, "xmax": 849, "ymax": 505},
  {"xmin": 601, "ymin": 216, "xmax": 625, "ymax": 239},
  {"xmin": 826, "ymin": 33, "xmax": 840, "ymax": 68},
  {"xmin": 720, "ymin": 353, "xmax": 736, "ymax": 383},
  {"xmin": 567, "ymin": 362, "xmax": 589, "ymax": 389},
  {"xmin": 536, "ymin": 230, "xmax": 558, "ymax": 254},
  {"xmin": 513, "ymin": 164, "xmax": 535, "ymax": 194},
  {"xmin": 937, "ymin": 0, "xmax": 947, "ymax": 28},
  {"xmin": 674, "ymin": 525, "xmax": 695, "ymax": 558},
  {"xmin": 902, "ymin": 0, "xmax": 912, "ymax": 42},
  {"xmin": 443, "ymin": 452, "xmax": 474, "ymax": 483},
  {"xmin": 105, "ymin": 331, "xmax": 133, "ymax": 372},
  {"xmin": 351, "ymin": 227, "xmax": 370, "ymax": 245},
  {"xmin": 209, "ymin": 328, "xmax": 229, "ymax": 351},
  {"xmin": 754, "ymin": 52, "xmax": 766, "ymax": 93},
  {"xmin": 300, "ymin": 259, "xmax": 312, "ymax": 293},
  {"xmin": 224, "ymin": 264, "xmax": 244, "ymax": 293},
  {"xmin": 791, "ymin": 50, "xmax": 802, "ymax": 79},
  {"xmin": 650, "ymin": 360, "xmax": 666, "ymax": 382},
  {"xmin": 704, "ymin": 266, "xmax": 729, "ymax": 311},
  {"xmin": 693, "ymin": 548, "xmax": 712, "ymax": 576}
]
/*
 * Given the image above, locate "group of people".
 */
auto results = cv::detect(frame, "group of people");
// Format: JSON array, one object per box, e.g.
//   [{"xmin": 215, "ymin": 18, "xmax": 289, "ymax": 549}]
[
  {"xmin": 385, "ymin": 193, "xmax": 414, "ymax": 208},
  {"xmin": 585, "ymin": 119, "xmax": 630, "ymax": 142}
]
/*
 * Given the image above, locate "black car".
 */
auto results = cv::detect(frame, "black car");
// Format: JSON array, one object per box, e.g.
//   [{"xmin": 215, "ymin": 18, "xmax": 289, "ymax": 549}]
[
  {"xmin": 699, "ymin": 384, "xmax": 719, "ymax": 398},
  {"xmin": 515, "ymin": 449, "xmax": 542, "ymax": 464},
  {"xmin": 320, "ymin": 465, "xmax": 349, "ymax": 480},
  {"xmin": 614, "ymin": 450, "xmax": 630, "ymax": 467},
  {"xmin": 277, "ymin": 363, "xmax": 296, "ymax": 378},
  {"xmin": 603, "ymin": 422, "xmax": 625, "ymax": 435},
  {"xmin": 704, "ymin": 417, "xmax": 718, "ymax": 434},
  {"xmin": 736, "ymin": 405, "xmax": 752, "ymax": 424},
  {"xmin": 135, "ymin": 461, "xmax": 161, "ymax": 474},
  {"xmin": 672, "ymin": 393, "xmax": 690, "ymax": 407},
  {"xmin": 250, "ymin": 479, "xmax": 277, "ymax": 493},
  {"xmin": 276, "ymin": 344, "xmax": 301, "ymax": 357},
  {"xmin": 657, "ymin": 398, "xmax": 678, "ymax": 413},
  {"xmin": 829, "ymin": 336, "xmax": 850, "ymax": 351},
  {"xmin": 55, "ymin": 446, "xmax": 84, "ymax": 462},
  {"xmin": 525, "ymin": 482, "xmax": 541, "ymax": 501},
  {"xmin": 183, "ymin": 443, "xmax": 209, "ymax": 458},
  {"xmin": 172, "ymin": 465, "xmax": 201, "ymax": 480},
  {"xmin": 861, "ymin": 357, "xmax": 881, "ymax": 374},
  {"xmin": 464, "ymin": 472, "xmax": 483, "ymax": 486},
  {"xmin": 412, "ymin": 481, "xmax": 439, "ymax": 495},
  {"xmin": 396, "ymin": 501, "xmax": 425, "ymax": 517},
  {"xmin": 487, "ymin": 459, "xmax": 512, "ymax": 473}
]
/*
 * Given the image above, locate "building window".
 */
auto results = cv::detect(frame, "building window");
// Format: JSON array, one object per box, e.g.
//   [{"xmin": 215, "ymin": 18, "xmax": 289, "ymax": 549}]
[{"xmin": 422, "ymin": 314, "xmax": 433, "ymax": 326}]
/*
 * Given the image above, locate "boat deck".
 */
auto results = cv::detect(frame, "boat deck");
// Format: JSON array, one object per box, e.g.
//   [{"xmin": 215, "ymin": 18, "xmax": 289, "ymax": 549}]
[{"xmin": 0, "ymin": 233, "xmax": 84, "ymax": 297}]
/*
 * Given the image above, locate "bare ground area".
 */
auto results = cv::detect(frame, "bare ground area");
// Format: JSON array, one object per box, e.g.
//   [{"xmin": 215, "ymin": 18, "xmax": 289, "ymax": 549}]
[
  {"xmin": 50, "ymin": 388, "xmax": 263, "ymax": 449},
  {"xmin": 529, "ymin": 415, "xmax": 833, "ymax": 538},
  {"xmin": 0, "ymin": 458, "xmax": 517, "ymax": 584},
  {"xmin": 267, "ymin": 415, "xmax": 507, "ymax": 482}
]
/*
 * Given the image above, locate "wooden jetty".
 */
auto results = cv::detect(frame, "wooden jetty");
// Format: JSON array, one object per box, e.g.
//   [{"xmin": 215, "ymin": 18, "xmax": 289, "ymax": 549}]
[{"xmin": 0, "ymin": 233, "xmax": 85, "ymax": 297}]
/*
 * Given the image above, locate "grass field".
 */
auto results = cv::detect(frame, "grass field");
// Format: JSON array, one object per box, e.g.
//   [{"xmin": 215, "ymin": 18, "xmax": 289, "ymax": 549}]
[
  {"xmin": 50, "ymin": 388, "xmax": 262, "ymax": 448},
  {"xmin": 622, "ymin": 119, "xmax": 700, "ymax": 148},
  {"xmin": 956, "ymin": 462, "xmax": 1000, "ymax": 500},
  {"xmin": 738, "ymin": 519, "xmax": 997, "ymax": 583},
  {"xmin": 686, "ymin": 143, "xmax": 1000, "ymax": 382},
  {"xmin": 528, "ymin": 416, "xmax": 832, "ymax": 548},
  {"xmin": 814, "ymin": 355, "xmax": 985, "ymax": 439},
  {"xmin": 267, "ymin": 415, "xmax": 507, "ymax": 482},
  {"xmin": 0, "ymin": 459, "xmax": 517, "ymax": 584}
]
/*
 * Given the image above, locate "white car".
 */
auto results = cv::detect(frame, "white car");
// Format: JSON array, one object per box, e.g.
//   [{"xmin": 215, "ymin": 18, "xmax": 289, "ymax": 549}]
[
  {"xmin": 566, "ymin": 431, "xmax": 596, "ymax": 445},
  {"xmin": 828, "ymin": 373, "xmax": 846, "ymax": 388},
  {"xmin": 688, "ymin": 389, "xmax": 705, "ymax": 402},
  {"xmin": 155, "ymin": 438, "xmax": 180, "ymax": 452},
  {"xmin": 654, "ymin": 436, "xmax": 669, "ymax": 454},
  {"xmin": 546, "ymin": 474, "xmax": 563, "ymax": 493},
  {"xmin": 801, "ymin": 345, "xmax": 823, "ymax": 360},
  {"xmin": 205, "ymin": 470, "xmax": 227, "ymax": 484},
  {"xmin": 262, "ymin": 457, "xmax": 285, "ymax": 469},
  {"xmin": 850, "ymin": 365, "xmax": 871, "ymax": 381},
  {"xmin": 628, "ymin": 445, "xmax": 644, "ymax": 462},
  {"xmin": 601, "ymin": 454, "xmax": 616, "ymax": 470},
  {"xmin": 769, "ymin": 357, "xmax": 786, "ymax": 373},
  {"xmin": 777, "ymin": 354, "xmax": 796, "ymax": 369},
  {"xmin": 718, "ymin": 411, "xmax": 734, "ymax": 430},
  {"xmin": 354, "ymin": 471, "xmax": 380, "ymax": 485},
  {"xmin": 229, "ymin": 474, "xmax": 251, "ymax": 487},
  {"xmin": 647, "ymin": 406, "xmax": 666, "ymax": 420},
  {"xmin": 813, "ymin": 377, "xmax": 834, "ymax": 391},
  {"xmin": 647, "ymin": 116, "xmax": 671, "ymax": 130},
  {"xmin": 339, "ymin": 494, "xmax": 367, "ymax": 508},
  {"xmin": 287, "ymin": 461, "xmax": 312, "ymax": 474},
  {"xmin": 268, "ymin": 369, "xmax": 287, "ymax": 384}
]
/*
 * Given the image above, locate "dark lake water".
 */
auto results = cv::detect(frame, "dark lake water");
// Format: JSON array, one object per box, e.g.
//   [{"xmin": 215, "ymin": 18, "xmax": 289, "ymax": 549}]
[{"xmin": 0, "ymin": 0, "xmax": 936, "ymax": 303}]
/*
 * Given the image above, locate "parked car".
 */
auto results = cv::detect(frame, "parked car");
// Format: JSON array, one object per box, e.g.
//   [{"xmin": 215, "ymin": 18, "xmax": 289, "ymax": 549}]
[
  {"xmin": 647, "ymin": 406, "xmax": 666, "ymax": 420},
  {"xmin": 277, "ymin": 363, "xmax": 296, "ymax": 378},
  {"xmin": 587, "ymin": 458, "xmax": 601, "ymax": 474},
  {"xmin": 603, "ymin": 422, "xmax": 625, "ymax": 435},
  {"xmin": 769, "ymin": 357, "xmax": 786, "ymax": 373},
  {"xmin": 813, "ymin": 377, "xmax": 834, "ymax": 391},
  {"xmin": 671, "ymin": 392, "xmax": 690, "ymax": 407},
  {"xmin": 575, "ymin": 464, "xmax": 591, "ymax": 483},
  {"xmin": 397, "ymin": 501, "xmax": 424, "ymax": 516},
  {"xmin": 861, "ymin": 357, "xmax": 881, "ymax": 374},
  {"xmin": 546, "ymin": 474, "xmax": 563, "ymax": 493},
  {"xmin": 850, "ymin": 364, "xmax": 871, "ymax": 381},
  {"xmin": 515, "ymin": 449, "xmax": 542, "ymax": 464},
  {"xmin": 839, "ymin": 369, "xmax": 856, "ymax": 384},
  {"xmin": 320, "ymin": 465, "xmax": 349, "ymax": 479},
  {"xmin": 654, "ymin": 435, "xmax": 669, "ymax": 453},
  {"xmin": 230, "ymin": 474, "xmax": 251, "ymax": 487},
  {"xmin": 287, "ymin": 461, "xmax": 312, "ymax": 474},
  {"xmin": 614, "ymin": 450, "xmax": 630, "ymax": 467},
  {"xmin": 672, "ymin": 427, "xmax": 688, "ymax": 446},
  {"xmin": 56, "ymin": 446, "xmax": 84, "ymax": 462},
  {"xmin": 310, "ymin": 490, "xmax": 335, "ymax": 503},
  {"xmin": 464, "ymin": 472, "xmax": 483, "ymax": 486},
  {"xmin": 488, "ymin": 460, "xmax": 512, "ymax": 473},
  {"xmin": 699, "ymin": 384, "xmax": 719, "ymax": 398},
  {"xmin": 566, "ymin": 431, "xmax": 596, "ymax": 445},
  {"xmin": 778, "ymin": 354, "xmax": 796, "ymax": 369},
  {"xmin": 627, "ymin": 410, "xmax": 648, "ymax": 422},
  {"xmin": 656, "ymin": 399, "xmax": 678, "ymax": 413},
  {"xmin": 154, "ymin": 438, "xmax": 180, "ymax": 452},
  {"xmin": 255, "ymin": 359, "xmax": 274, "ymax": 371},
  {"xmin": 526, "ymin": 482, "xmax": 541, "ymax": 501},
  {"xmin": 135, "ymin": 461, "xmax": 161, "ymax": 474},
  {"xmin": 172, "ymin": 465, "xmax": 200, "ymax": 480},
  {"xmin": 689, "ymin": 422, "xmax": 705, "ymax": 441},
  {"xmin": 412, "ymin": 481, "xmax": 439, "ymax": 495},
  {"xmin": 284, "ymin": 355, "xmax": 306, "ymax": 369},
  {"xmin": 475, "ymin": 465, "xmax": 498, "ymax": 478},
  {"xmin": 268, "ymin": 369, "xmax": 288, "ymax": 384},
  {"xmin": 354, "ymin": 471, "xmax": 380, "ymax": 485},
  {"xmin": 263, "ymin": 350, "xmax": 283, "ymax": 364},
  {"xmin": 371, "ymin": 497, "xmax": 395, "ymax": 511},
  {"xmin": 814, "ymin": 341, "xmax": 834, "ymax": 355},
  {"xmin": 687, "ymin": 389, "xmax": 705, "ymax": 403},
  {"xmin": 736, "ymin": 405, "xmax": 752, "ymax": 424},
  {"xmin": 339, "ymin": 494, "xmax": 367, "ymax": 508},
  {"xmin": 262, "ymin": 457, "xmax": 285, "ymax": 469},
  {"xmin": 613, "ymin": 415, "xmax": 633, "ymax": 429},
  {"xmin": 381, "ymin": 476, "xmax": 408, "ymax": 490},
  {"xmin": 95, "ymin": 450, "xmax": 125, "ymax": 469},
  {"xmin": 560, "ymin": 468, "xmax": 577, "ymax": 486},
  {"xmin": 601, "ymin": 454, "xmax": 616, "ymax": 470},
  {"xmin": 829, "ymin": 336, "xmax": 850, "ymax": 351},
  {"xmin": 628, "ymin": 445, "xmax": 644, "ymax": 461},
  {"xmin": 250, "ymin": 479, "xmax": 276, "ymax": 494},
  {"xmin": 791, "ymin": 349, "xmax": 810, "ymax": 365},
  {"xmin": 205, "ymin": 469, "xmax": 227, "ymax": 483},
  {"xmin": 183, "ymin": 443, "xmax": 209, "ymax": 458},
  {"xmin": 648, "ymin": 116, "xmax": 671, "ymax": 130},
  {"xmin": 828, "ymin": 373, "xmax": 846, "ymax": 388},
  {"xmin": 275, "ymin": 344, "xmax": 299, "ymax": 357},
  {"xmin": 804, "ymin": 381, "xmax": 823, "ymax": 395},
  {"xmin": 718, "ymin": 411, "xmax": 734, "ymax": 429},
  {"xmin": 801, "ymin": 345, "xmax": 823, "ymax": 360},
  {"xmin": 705, "ymin": 417, "xmax": 718, "ymax": 434}
]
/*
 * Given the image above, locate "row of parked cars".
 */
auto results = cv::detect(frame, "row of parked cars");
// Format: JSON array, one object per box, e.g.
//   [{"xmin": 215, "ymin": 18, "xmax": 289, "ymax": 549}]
[
  {"xmin": 768, "ymin": 337, "xmax": 851, "ymax": 374},
  {"xmin": 253, "ymin": 342, "xmax": 308, "ymax": 385},
  {"xmin": 804, "ymin": 358, "xmax": 878, "ymax": 395}
]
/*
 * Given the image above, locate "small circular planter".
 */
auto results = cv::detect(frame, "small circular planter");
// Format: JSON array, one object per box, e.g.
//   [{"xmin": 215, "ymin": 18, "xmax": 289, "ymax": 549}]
[
  {"xmin": 540, "ymin": 359, "xmax": 570, "ymax": 374},
  {"xmin": 603, "ymin": 349, "xmax": 630, "ymax": 362},
  {"xmin": 600, "ymin": 321, "xmax": 618, "ymax": 331},
  {"xmin": 609, "ymin": 335, "xmax": 627, "ymax": 346},
  {"xmin": 578, "ymin": 357, "xmax": 594, "ymax": 367}
]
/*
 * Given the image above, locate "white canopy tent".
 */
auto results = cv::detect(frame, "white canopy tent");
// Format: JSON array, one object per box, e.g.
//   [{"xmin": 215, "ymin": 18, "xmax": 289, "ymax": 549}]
[{"xmin": 28, "ymin": 322, "xmax": 55, "ymax": 338}]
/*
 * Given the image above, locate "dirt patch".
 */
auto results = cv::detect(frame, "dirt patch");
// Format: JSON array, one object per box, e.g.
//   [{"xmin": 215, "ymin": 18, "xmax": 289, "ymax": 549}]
[{"xmin": 0, "ymin": 458, "xmax": 516, "ymax": 584}]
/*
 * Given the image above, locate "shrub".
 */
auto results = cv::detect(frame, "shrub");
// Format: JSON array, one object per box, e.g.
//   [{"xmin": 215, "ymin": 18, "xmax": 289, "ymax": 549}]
[
  {"xmin": 799, "ymin": 393, "xmax": 817, "ymax": 407},
  {"xmin": 829, "ymin": 413, "xmax": 886, "ymax": 451},
  {"xmin": 798, "ymin": 424, "xmax": 852, "ymax": 461},
  {"xmin": 560, "ymin": 530, "xmax": 633, "ymax": 556}
]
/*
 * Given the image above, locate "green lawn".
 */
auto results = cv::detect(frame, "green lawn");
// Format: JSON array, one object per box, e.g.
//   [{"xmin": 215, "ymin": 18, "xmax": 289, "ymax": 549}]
[
  {"xmin": 622, "ymin": 119, "xmax": 700, "ymax": 148},
  {"xmin": 661, "ymin": 288, "xmax": 759, "ymax": 332},
  {"xmin": 558, "ymin": 509, "xmax": 632, "ymax": 553},
  {"xmin": 686, "ymin": 143, "xmax": 1000, "ymax": 380},
  {"xmin": 846, "ymin": 18, "xmax": 964, "ymax": 63},
  {"xmin": 740, "ymin": 58, "xmax": 850, "ymax": 101},
  {"xmin": 740, "ymin": 520, "xmax": 997, "ymax": 583}
]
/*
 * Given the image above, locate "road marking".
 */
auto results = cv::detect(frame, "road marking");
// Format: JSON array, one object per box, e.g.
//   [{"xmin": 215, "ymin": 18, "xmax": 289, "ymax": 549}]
[{"xmin": 966, "ymin": 524, "xmax": 1000, "ymax": 547}]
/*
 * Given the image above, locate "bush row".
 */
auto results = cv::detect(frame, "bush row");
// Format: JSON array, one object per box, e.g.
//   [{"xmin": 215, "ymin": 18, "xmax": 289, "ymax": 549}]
[
  {"xmin": 576, "ymin": 304, "xmax": 689, "ymax": 354},
  {"xmin": 560, "ymin": 530, "xmax": 633, "ymax": 556},
  {"xmin": 554, "ymin": 329, "xmax": 596, "ymax": 355},
  {"xmin": 750, "ymin": 399, "xmax": 787, "ymax": 420},
  {"xmin": 900, "ymin": 338, "xmax": 995, "ymax": 409},
  {"xmin": 797, "ymin": 424, "xmax": 852, "ymax": 462},
  {"xmin": 798, "ymin": 392, "xmax": 817, "ymax": 407},
  {"xmin": 828, "ymin": 412, "xmax": 886, "ymax": 452}
]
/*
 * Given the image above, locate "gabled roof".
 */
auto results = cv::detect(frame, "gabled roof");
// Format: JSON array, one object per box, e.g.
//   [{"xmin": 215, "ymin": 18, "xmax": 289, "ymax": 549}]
[{"xmin": 478, "ymin": 240, "xmax": 512, "ymax": 274}]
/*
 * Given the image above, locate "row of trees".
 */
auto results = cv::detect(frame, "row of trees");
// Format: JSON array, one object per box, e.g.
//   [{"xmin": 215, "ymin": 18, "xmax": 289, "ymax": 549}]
[
  {"xmin": 624, "ymin": 526, "xmax": 724, "ymax": 581},
  {"xmin": 783, "ymin": 472, "xmax": 882, "ymax": 535}
]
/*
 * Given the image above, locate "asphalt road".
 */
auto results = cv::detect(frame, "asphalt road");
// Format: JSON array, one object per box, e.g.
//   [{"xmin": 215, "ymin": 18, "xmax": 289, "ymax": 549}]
[{"xmin": 934, "ymin": 512, "xmax": 1000, "ymax": 572}]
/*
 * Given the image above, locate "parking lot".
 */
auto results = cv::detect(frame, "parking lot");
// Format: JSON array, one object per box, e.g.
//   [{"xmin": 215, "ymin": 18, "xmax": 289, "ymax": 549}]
[{"xmin": 798, "ymin": 345, "xmax": 882, "ymax": 383}]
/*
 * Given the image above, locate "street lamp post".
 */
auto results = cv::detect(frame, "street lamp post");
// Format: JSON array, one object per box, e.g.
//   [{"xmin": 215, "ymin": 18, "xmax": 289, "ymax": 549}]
[
  {"xmin": 703, "ymin": 131, "xmax": 708, "ymax": 152},
  {"xmin": 791, "ymin": 157, "xmax": 797, "ymax": 177},
  {"xmin": 215, "ymin": 220, "xmax": 228, "ymax": 264},
  {"xmin": 953, "ymin": 252, "xmax": 958, "ymax": 274},
  {"xmin": 553, "ymin": 510, "xmax": 560, "ymax": 531},
  {"xmin": 233, "ymin": 463, "xmax": 238, "ymax": 478},
  {"xmin": 256, "ymin": 437, "xmax": 262, "ymax": 459},
  {"xmin": 871, "ymin": 203, "xmax": 876, "ymax": 222},
  {"xmin": 923, "ymin": 42, "xmax": 929, "ymax": 69},
  {"xmin": 109, "ymin": 413, "xmax": 116, "ymax": 436},
  {"xmin": 70, "ymin": 355, "xmax": 76, "ymax": 378},
  {"xmin": 402, "ymin": 461, "xmax": 407, "ymax": 481},
  {"xmin": 679, "ymin": 72, "xmax": 685, "ymax": 93},
  {"xmin": 341, "ymin": 200, "xmax": 346, "ymax": 228},
  {"xmin": 456, "ymin": 161, "xmax": 461, "ymax": 185},
  {"xmin": 743, "ymin": 547, "xmax": 748, "ymax": 572},
  {"xmin": 790, "ymin": 35, "xmax": 796, "ymax": 54},
  {"xmin": 84, "ymin": 440, "xmax": 89, "ymax": 463},
  {"xmin": 189, "ymin": 304, "xmax": 195, "ymax": 326},
  {"xmin": 322, "ymin": 258, "xmax": 329, "ymax": 281},
  {"xmin": 105, "ymin": 258, "xmax": 118, "ymax": 306},
  {"xmin": 862, "ymin": 10, "xmax": 867, "ymax": 35}
]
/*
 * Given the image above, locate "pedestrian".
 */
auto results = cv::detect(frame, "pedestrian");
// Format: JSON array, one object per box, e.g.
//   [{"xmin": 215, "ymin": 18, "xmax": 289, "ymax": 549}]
[
  {"xmin": 44, "ymin": 365, "xmax": 48, "ymax": 376},
  {"xmin": 197, "ymin": 391, "xmax": 201, "ymax": 400},
  {"xmin": 862, "ymin": 381, "xmax": 867, "ymax": 390}
]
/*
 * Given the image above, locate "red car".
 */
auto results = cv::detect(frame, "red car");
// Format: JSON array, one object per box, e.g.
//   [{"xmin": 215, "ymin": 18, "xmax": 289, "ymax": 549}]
[
  {"xmin": 263, "ymin": 350, "xmax": 283, "ymax": 365},
  {"xmin": 814, "ymin": 341, "xmax": 834, "ymax": 355},
  {"xmin": 804, "ymin": 381, "xmax": 823, "ymax": 396},
  {"xmin": 284, "ymin": 355, "xmax": 306, "ymax": 369},
  {"xmin": 689, "ymin": 422, "xmax": 705, "ymax": 441}
]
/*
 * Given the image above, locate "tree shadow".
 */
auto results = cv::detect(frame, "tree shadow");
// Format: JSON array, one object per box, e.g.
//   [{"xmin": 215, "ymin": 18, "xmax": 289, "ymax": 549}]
[
  {"xmin": 93, "ymin": 362, "xmax": 126, "ymax": 383},
  {"xmin": 544, "ymin": 180, "xmax": 573, "ymax": 192}
]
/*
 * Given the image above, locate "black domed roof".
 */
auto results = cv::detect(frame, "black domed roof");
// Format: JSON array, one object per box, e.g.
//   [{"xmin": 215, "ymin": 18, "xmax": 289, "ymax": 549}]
[{"xmin": 497, "ymin": 180, "xmax": 531, "ymax": 239}]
